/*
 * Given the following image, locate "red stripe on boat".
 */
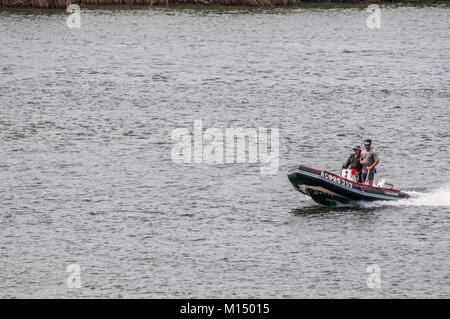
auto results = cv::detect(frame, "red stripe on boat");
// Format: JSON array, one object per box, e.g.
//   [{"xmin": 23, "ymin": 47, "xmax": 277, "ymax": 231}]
[
  {"xmin": 323, "ymin": 170, "xmax": 402, "ymax": 193},
  {"xmin": 302, "ymin": 165, "xmax": 321, "ymax": 171}
]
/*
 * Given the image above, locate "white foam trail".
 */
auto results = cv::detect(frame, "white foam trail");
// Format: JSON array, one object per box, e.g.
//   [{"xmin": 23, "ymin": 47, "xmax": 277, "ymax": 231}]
[{"xmin": 362, "ymin": 184, "xmax": 450, "ymax": 208}]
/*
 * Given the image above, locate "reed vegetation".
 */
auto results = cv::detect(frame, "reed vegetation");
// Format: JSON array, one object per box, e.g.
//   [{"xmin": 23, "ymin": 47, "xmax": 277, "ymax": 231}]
[{"xmin": 0, "ymin": 0, "xmax": 437, "ymax": 9}]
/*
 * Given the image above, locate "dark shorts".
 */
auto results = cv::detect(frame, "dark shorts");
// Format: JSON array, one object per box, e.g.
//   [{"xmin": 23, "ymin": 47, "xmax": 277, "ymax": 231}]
[{"xmin": 362, "ymin": 170, "xmax": 376, "ymax": 182}]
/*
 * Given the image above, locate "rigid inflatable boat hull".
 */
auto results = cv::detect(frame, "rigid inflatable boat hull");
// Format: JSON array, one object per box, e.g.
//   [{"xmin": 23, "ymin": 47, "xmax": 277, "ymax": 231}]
[{"xmin": 288, "ymin": 165, "xmax": 410, "ymax": 205}]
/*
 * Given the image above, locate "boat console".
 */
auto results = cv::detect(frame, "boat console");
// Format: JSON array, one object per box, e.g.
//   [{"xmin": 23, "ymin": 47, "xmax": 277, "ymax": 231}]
[{"xmin": 341, "ymin": 169, "xmax": 358, "ymax": 182}]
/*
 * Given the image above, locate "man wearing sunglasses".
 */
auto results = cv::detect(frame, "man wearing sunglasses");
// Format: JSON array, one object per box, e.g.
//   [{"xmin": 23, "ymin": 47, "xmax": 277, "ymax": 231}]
[{"xmin": 360, "ymin": 139, "xmax": 379, "ymax": 186}]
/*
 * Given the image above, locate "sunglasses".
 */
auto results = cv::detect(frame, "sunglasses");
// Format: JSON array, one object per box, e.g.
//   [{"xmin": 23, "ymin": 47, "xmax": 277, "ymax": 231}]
[{"xmin": 364, "ymin": 144, "xmax": 371, "ymax": 147}]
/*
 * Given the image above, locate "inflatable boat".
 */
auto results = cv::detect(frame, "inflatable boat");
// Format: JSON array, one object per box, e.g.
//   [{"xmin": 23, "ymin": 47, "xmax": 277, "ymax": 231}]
[{"xmin": 287, "ymin": 165, "xmax": 410, "ymax": 205}]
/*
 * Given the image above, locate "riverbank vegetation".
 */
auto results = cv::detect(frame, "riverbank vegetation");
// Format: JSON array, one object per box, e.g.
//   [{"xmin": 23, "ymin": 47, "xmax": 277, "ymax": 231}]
[{"xmin": 0, "ymin": 0, "xmax": 445, "ymax": 9}]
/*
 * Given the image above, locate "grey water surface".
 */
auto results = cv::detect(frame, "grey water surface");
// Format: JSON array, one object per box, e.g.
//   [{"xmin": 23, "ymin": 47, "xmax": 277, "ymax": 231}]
[{"xmin": 0, "ymin": 5, "xmax": 449, "ymax": 298}]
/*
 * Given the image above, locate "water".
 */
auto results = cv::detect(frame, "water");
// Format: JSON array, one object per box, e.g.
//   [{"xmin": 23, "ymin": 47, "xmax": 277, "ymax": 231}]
[{"xmin": 0, "ymin": 5, "xmax": 449, "ymax": 298}]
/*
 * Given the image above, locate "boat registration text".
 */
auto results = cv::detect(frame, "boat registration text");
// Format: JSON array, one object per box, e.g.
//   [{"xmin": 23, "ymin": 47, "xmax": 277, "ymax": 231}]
[{"xmin": 321, "ymin": 172, "xmax": 353, "ymax": 188}]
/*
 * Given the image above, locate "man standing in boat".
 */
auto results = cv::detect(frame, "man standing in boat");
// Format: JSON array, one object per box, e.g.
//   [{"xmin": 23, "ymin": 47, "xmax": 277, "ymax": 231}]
[
  {"xmin": 360, "ymin": 139, "xmax": 379, "ymax": 186},
  {"xmin": 342, "ymin": 145, "xmax": 363, "ymax": 182}
]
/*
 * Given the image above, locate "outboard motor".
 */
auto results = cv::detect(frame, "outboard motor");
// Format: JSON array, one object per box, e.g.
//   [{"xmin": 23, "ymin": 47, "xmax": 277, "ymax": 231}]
[
  {"xmin": 341, "ymin": 169, "xmax": 358, "ymax": 182},
  {"xmin": 376, "ymin": 179, "xmax": 394, "ymax": 189}
]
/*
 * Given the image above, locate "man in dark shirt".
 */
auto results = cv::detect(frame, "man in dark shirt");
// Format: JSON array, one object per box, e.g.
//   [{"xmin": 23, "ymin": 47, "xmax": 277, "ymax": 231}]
[{"xmin": 343, "ymin": 145, "xmax": 363, "ymax": 182}]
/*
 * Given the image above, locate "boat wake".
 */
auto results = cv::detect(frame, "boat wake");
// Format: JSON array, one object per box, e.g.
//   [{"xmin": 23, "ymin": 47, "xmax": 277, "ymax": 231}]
[{"xmin": 361, "ymin": 184, "xmax": 450, "ymax": 208}]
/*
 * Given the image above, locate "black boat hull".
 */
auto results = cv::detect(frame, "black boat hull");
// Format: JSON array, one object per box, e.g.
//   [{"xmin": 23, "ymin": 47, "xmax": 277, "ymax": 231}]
[{"xmin": 288, "ymin": 165, "xmax": 410, "ymax": 205}]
